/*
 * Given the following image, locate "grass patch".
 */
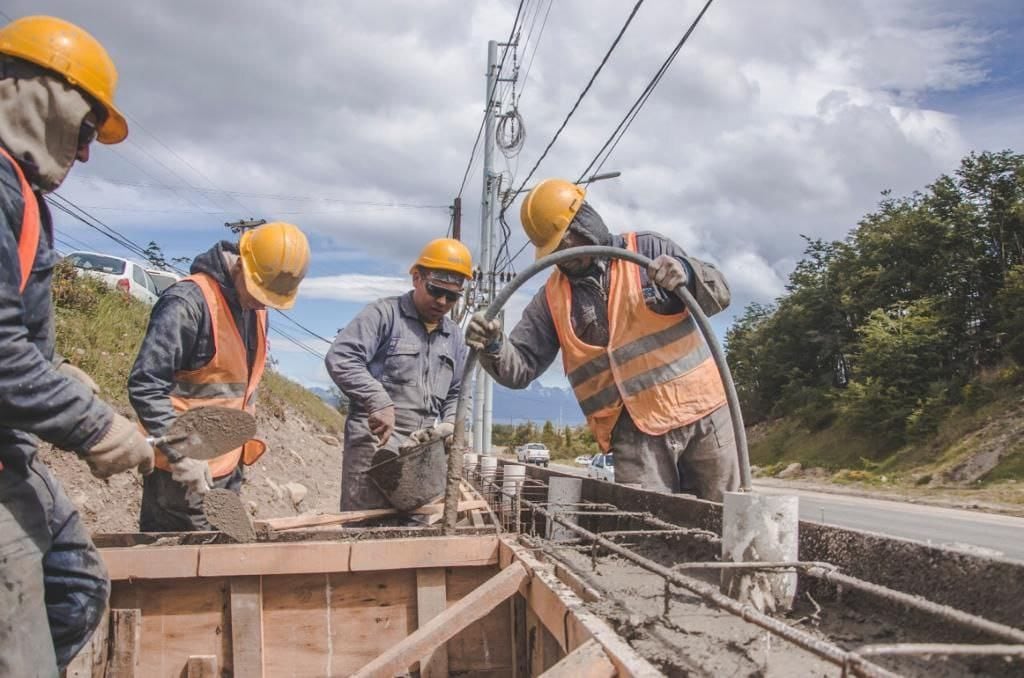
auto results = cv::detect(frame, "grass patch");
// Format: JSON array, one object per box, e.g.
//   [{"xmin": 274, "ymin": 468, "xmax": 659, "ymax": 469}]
[
  {"xmin": 749, "ymin": 416, "xmax": 883, "ymax": 471},
  {"xmin": 262, "ymin": 370, "xmax": 344, "ymax": 435}
]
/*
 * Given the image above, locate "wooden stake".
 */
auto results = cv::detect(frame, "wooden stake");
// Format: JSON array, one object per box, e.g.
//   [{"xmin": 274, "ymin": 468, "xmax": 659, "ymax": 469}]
[
  {"xmin": 416, "ymin": 568, "xmax": 449, "ymax": 678},
  {"xmin": 107, "ymin": 609, "xmax": 141, "ymax": 678},
  {"xmin": 230, "ymin": 576, "xmax": 264, "ymax": 677},
  {"xmin": 352, "ymin": 562, "xmax": 528, "ymax": 678}
]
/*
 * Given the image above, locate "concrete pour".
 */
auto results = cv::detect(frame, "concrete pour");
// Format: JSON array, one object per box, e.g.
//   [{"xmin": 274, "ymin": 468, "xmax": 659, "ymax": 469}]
[{"xmin": 548, "ymin": 538, "xmax": 1018, "ymax": 677}]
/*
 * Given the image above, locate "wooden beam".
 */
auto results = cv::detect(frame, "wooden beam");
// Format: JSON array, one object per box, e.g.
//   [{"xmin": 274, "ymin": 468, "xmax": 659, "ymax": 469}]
[
  {"xmin": 540, "ymin": 639, "xmax": 616, "ymax": 677},
  {"xmin": 352, "ymin": 562, "xmax": 528, "ymax": 678},
  {"xmin": 230, "ymin": 576, "xmax": 264, "ymax": 677},
  {"xmin": 199, "ymin": 541, "xmax": 352, "ymax": 577},
  {"xmin": 416, "ymin": 568, "xmax": 448, "ymax": 678},
  {"xmin": 101, "ymin": 545, "xmax": 200, "ymax": 580},
  {"xmin": 258, "ymin": 501, "xmax": 488, "ymax": 532},
  {"xmin": 107, "ymin": 609, "xmax": 141, "ymax": 678},
  {"xmin": 349, "ymin": 536, "xmax": 498, "ymax": 571},
  {"xmin": 185, "ymin": 655, "xmax": 218, "ymax": 677}
]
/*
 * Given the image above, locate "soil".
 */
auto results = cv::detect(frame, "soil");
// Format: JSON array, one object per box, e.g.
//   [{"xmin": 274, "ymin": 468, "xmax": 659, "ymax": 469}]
[{"xmin": 40, "ymin": 402, "xmax": 344, "ymax": 534}]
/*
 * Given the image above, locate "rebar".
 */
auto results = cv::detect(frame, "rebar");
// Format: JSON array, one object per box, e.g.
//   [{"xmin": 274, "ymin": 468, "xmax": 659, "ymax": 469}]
[
  {"xmin": 856, "ymin": 643, "xmax": 1024, "ymax": 658},
  {"xmin": 537, "ymin": 505, "xmax": 898, "ymax": 678},
  {"xmin": 671, "ymin": 560, "xmax": 835, "ymax": 571},
  {"xmin": 804, "ymin": 566, "xmax": 1024, "ymax": 644}
]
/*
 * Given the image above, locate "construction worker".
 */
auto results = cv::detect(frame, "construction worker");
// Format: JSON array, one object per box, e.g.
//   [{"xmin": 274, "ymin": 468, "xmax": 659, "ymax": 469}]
[
  {"xmin": 0, "ymin": 16, "xmax": 155, "ymax": 674},
  {"xmin": 326, "ymin": 238, "xmax": 472, "ymax": 511},
  {"xmin": 128, "ymin": 222, "xmax": 310, "ymax": 531},
  {"xmin": 467, "ymin": 179, "xmax": 738, "ymax": 501}
]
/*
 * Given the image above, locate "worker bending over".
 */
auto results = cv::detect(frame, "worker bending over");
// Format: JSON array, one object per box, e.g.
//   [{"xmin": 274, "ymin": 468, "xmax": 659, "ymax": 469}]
[
  {"xmin": 467, "ymin": 178, "xmax": 738, "ymax": 501},
  {"xmin": 129, "ymin": 222, "xmax": 309, "ymax": 531}
]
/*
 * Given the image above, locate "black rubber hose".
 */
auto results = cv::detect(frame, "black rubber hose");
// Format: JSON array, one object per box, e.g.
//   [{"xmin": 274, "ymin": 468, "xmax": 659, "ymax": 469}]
[{"xmin": 443, "ymin": 246, "xmax": 752, "ymax": 531}]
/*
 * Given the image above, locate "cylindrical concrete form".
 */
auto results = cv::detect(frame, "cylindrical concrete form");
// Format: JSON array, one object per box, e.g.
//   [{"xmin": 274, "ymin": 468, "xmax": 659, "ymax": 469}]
[
  {"xmin": 463, "ymin": 453, "xmax": 479, "ymax": 479},
  {"xmin": 479, "ymin": 455, "xmax": 498, "ymax": 489},
  {"xmin": 546, "ymin": 477, "xmax": 583, "ymax": 541},
  {"xmin": 500, "ymin": 464, "xmax": 525, "ymax": 510},
  {"xmin": 721, "ymin": 491, "xmax": 799, "ymax": 613}
]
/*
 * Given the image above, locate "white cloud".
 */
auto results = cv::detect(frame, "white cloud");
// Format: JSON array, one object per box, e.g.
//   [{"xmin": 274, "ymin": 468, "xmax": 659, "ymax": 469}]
[{"xmin": 301, "ymin": 274, "xmax": 410, "ymax": 303}]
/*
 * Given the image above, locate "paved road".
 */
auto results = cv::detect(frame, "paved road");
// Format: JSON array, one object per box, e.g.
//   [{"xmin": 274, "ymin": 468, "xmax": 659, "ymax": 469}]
[{"xmin": 545, "ymin": 462, "xmax": 1024, "ymax": 561}]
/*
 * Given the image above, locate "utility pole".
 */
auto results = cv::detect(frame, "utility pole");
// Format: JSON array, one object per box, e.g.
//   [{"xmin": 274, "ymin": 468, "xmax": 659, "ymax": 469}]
[{"xmin": 451, "ymin": 197, "xmax": 462, "ymax": 241}]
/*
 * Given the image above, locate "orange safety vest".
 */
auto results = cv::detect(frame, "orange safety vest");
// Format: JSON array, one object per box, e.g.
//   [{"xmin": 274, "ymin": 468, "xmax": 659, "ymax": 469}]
[
  {"xmin": 0, "ymin": 147, "xmax": 41, "ymax": 293},
  {"xmin": 545, "ymin": 232, "xmax": 726, "ymax": 451},
  {"xmin": 153, "ymin": 272, "xmax": 268, "ymax": 477}
]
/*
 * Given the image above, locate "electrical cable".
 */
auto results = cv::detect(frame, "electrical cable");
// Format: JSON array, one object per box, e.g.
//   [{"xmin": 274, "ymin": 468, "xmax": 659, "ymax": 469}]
[{"xmin": 577, "ymin": 0, "xmax": 714, "ymax": 181}]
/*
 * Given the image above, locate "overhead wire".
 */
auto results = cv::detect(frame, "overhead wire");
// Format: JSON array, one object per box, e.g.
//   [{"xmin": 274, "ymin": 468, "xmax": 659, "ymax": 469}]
[{"xmin": 577, "ymin": 0, "xmax": 715, "ymax": 181}]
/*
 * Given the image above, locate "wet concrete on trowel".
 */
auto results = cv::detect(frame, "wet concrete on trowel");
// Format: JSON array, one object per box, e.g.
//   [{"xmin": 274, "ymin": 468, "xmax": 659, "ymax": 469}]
[
  {"xmin": 203, "ymin": 489, "xmax": 257, "ymax": 542},
  {"xmin": 549, "ymin": 542, "xmax": 1014, "ymax": 678},
  {"xmin": 171, "ymin": 407, "xmax": 256, "ymax": 460}
]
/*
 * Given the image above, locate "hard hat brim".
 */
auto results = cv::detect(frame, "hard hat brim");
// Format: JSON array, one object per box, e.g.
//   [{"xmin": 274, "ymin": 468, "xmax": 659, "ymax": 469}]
[
  {"xmin": 242, "ymin": 266, "xmax": 298, "ymax": 310},
  {"xmin": 97, "ymin": 104, "xmax": 128, "ymax": 144}
]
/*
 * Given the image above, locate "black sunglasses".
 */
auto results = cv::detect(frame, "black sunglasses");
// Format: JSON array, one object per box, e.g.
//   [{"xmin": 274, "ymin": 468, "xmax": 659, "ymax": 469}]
[
  {"xmin": 425, "ymin": 281, "xmax": 462, "ymax": 303},
  {"xmin": 78, "ymin": 117, "xmax": 98, "ymax": 148}
]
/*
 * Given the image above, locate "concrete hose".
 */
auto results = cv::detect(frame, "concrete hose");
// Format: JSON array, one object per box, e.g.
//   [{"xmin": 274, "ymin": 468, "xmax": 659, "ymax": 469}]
[{"xmin": 443, "ymin": 247, "xmax": 752, "ymax": 532}]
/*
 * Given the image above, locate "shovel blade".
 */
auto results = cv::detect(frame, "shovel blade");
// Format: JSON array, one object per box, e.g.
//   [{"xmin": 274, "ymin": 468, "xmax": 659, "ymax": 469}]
[{"xmin": 168, "ymin": 407, "xmax": 257, "ymax": 460}]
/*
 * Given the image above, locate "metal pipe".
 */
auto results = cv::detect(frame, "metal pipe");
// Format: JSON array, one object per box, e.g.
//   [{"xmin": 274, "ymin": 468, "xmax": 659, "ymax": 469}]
[
  {"xmin": 444, "ymin": 245, "xmax": 752, "ymax": 532},
  {"xmin": 805, "ymin": 565, "xmax": 1024, "ymax": 644},
  {"xmin": 536, "ymin": 505, "xmax": 898, "ymax": 678},
  {"xmin": 856, "ymin": 643, "xmax": 1024, "ymax": 658}
]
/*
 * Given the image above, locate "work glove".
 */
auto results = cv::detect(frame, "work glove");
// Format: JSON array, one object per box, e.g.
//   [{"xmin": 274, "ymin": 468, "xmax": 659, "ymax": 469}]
[
  {"xmin": 368, "ymin": 405, "xmax": 396, "ymax": 446},
  {"xmin": 465, "ymin": 311, "xmax": 502, "ymax": 352},
  {"xmin": 402, "ymin": 421, "xmax": 456, "ymax": 449},
  {"xmin": 56, "ymin": 360, "xmax": 100, "ymax": 394},
  {"xmin": 648, "ymin": 254, "xmax": 688, "ymax": 292},
  {"xmin": 170, "ymin": 457, "xmax": 213, "ymax": 497},
  {"xmin": 82, "ymin": 413, "xmax": 155, "ymax": 478}
]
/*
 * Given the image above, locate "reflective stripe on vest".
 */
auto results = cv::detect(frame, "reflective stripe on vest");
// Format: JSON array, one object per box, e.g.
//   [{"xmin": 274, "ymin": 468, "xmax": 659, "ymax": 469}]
[
  {"xmin": 545, "ymin": 232, "xmax": 725, "ymax": 451},
  {"xmin": 0, "ymin": 147, "xmax": 41, "ymax": 293},
  {"xmin": 154, "ymin": 272, "xmax": 268, "ymax": 477}
]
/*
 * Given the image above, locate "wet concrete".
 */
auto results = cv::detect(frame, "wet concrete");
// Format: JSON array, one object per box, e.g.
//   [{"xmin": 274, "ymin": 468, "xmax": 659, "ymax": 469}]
[
  {"xmin": 169, "ymin": 406, "xmax": 256, "ymax": 460},
  {"xmin": 203, "ymin": 489, "xmax": 256, "ymax": 542}
]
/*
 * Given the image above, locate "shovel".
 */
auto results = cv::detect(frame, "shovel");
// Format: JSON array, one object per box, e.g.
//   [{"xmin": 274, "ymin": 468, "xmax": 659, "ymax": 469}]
[{"xmin": 146, "ymin": 406, "xmax": 257, "ymax": 463}]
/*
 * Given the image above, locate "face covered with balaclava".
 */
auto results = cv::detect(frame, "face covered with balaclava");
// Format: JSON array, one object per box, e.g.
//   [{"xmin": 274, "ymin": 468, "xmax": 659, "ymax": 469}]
[
  {"xmin": 0, "ymin": 57, "xmax": 93, "ymax": 192},
  {"xmin": 556, "ymin": 201, "xmax": 612, "ymax": 277}
]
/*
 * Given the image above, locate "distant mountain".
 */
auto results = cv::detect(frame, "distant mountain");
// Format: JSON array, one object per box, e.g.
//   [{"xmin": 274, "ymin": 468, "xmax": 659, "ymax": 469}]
[
  {"xmin": 310, "ymin": 386, "xmax": 346, "ymax": 409},
  {"xmin": 492, "ymin": 382, "xmax": 584, "ymax": 426}
]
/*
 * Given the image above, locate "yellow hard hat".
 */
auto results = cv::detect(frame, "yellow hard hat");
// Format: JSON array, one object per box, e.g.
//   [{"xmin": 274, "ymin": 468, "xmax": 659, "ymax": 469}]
[
  {"xmin": 239, "ymin": 222, "xmax": 310, "ymax": 309},
  {"xmin": 410, "ymin": 238, "xmax": 472, "ymax": 280},
  {"xmin": 0, "ymin": 15, "xmax": 128, "ymax": 144},
  {"xmin": 520, "ymin": 178, "xmax": 586, "ymax": 259}
]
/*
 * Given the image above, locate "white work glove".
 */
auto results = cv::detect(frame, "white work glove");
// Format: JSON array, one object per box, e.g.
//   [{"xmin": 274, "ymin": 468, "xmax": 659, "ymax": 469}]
[
  {"xmin": 465, "ymin": 311, "xmax": 502, "ymax": 352},
  {"xmin": 170, "ymin": 457, "xmax": 213, "ymax": 497},
  {"xmin": 648, "ymin": 254, "xmax": 688, "ymax": 292},
  {"xmin": 82, "ymin": 413, "xmax": 155, "ymax": 478},
  {"xmin": 57, "ymin": 360, "xmax": 100, "ymax": 394},
  {"xmin": 402, "ymin": 422, "xmax": 456, "ymax": 449}
]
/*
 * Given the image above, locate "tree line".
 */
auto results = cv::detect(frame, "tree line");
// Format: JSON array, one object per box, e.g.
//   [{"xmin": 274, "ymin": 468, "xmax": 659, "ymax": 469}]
[
  {"xmin": 491, "ymin": 421, "xmax": 601, "ymax": 460},
  {"xmin": 725, "ymin": 150, "xmax": 1024, "ymax": 449}
]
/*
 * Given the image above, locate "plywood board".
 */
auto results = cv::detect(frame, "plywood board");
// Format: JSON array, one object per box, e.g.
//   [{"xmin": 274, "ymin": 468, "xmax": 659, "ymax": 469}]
[{"xmin": 447, "ymin": 567, "xmax": 515, "ymax": 676}]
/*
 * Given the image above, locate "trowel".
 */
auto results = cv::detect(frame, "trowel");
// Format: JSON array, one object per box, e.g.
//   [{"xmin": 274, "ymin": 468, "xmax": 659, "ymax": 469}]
[{"xmin": 145, "ymin": 406, "xmax": 257, "ymax": 463}]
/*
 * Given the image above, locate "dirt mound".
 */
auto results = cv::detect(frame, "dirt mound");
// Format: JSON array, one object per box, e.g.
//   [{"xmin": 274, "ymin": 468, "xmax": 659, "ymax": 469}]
[{"xmin": 41, "ymin": 402, "xmax": 344, "ymax": 534}]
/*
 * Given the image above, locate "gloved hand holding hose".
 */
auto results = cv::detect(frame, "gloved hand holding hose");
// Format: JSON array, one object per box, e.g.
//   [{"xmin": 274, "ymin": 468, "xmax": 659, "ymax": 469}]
[{"xmin": 465, "ymin": 312, "xmax": 502, "ymax": 353}]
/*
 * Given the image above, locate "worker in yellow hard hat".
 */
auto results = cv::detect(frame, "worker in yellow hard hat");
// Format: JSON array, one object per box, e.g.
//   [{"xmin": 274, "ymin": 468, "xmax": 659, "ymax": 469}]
[
  {"xmin": 467, "ymin": 178, "xmax": 738, "ymax": 501},
  {"xmin": 0, "ymin": 15, "xmax": 156, "ymax": 674},
  {"xmin": 326, "ymin": 238, "xmax": 472, "ymax": 513},
  {"xmin": 129, "ymin": 222, "xmax": 310, "ymax": 532}
]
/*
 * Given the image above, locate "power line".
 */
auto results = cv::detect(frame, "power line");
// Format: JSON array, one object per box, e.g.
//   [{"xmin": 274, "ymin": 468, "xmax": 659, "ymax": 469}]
[
  {"xmin": 578, "ymin": 0, "xmax": 715, "ymax": 181},
  {"xmin": 501, "ymin": 0, "xmax": 646, "ymax": 212},
  {"xmin": 516, "ymin": 0, "xmax": 554, "ymax": 104},
  {"xmin": 454, "ymin": 0, "xmax": 527, "ymax": 200}
]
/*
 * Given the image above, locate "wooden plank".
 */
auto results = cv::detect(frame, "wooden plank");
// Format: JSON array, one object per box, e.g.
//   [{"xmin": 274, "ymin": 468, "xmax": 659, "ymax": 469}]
[
  {"xmin": 540, "ymin": 639, "xmax": 616, "ymax": 678},
  {"xmin": 446, "ymin": 568, "xmax": 514, "ymax": 676},
  {"xmin": 416, "ymin": 568, "xmax": 448, "ymax": 678},
  {"xmin": 64, "ymin": 605, "xmax": 108, "ymax": 678},
  {"xmin": 102, "ymin": 546, "xmax": 199, "ymax": 580},
  {"xmin": 259, "ymin": 501, "xmax": 488, "ymax": 531},
  {"xmin": 230, "ymin": 577, "xmax": 264, "ymax": 677},
  {"xmin": 107, "ymin": 609, "xmax": 141, "ymax": 678},
  {"xmin": 198, "ymin": 541, "xmax": 351, "ymax": 577},
  {"xmin": 185, "ymin": 655, "xmax": 218, "ymax": 678},
  {"xmin": 352, "ymin": 562, "xmax": 528, "ymax": 678},
  {"xmin": 553, "ymin": 562, "xmax": 601, "ymax": 603},
  {"xmin": 349, "ymin": 536, "xmax": 498, "ymax": 571},
  {"xmin": 261, "ymin": 570, "xmax": 417, "ymax": 676}
]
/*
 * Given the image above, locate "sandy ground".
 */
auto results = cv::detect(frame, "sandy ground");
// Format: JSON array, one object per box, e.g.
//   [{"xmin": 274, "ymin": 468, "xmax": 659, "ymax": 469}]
[{"xmin": 39, "ymin": 403, "xmax": 343, "ymax": 534}]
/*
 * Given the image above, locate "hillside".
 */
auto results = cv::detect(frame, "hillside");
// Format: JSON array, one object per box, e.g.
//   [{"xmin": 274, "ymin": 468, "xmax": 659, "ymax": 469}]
[{"xmin": 44, "ymin": 262, "xmax": 347, "ymax": 533}]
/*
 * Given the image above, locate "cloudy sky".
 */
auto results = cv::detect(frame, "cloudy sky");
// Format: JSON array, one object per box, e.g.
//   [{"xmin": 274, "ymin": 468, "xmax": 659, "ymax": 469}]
[{"xmin": 10, "ymin": 0, "xmax": 1024, "ymax": 394}]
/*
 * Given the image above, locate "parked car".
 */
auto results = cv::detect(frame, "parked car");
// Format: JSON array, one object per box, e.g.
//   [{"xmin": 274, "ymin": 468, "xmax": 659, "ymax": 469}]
[
  {"xmin": 574, "ymin": 454, "xmax": 593, "ymax": 467},
  {"xmin": 516, "ymin": 442, "xmax": 550, "ymax": 467},
  {"xmin": 146, "ymin": 268, "xmax": 183, "ymax": 295},
  {"xmin": 587, "ymin": 453, "xmax": 615, "ymax": 482},
  {"xmin": 65, "ymin": 251, "xmax": 159, "ymax": 305}
]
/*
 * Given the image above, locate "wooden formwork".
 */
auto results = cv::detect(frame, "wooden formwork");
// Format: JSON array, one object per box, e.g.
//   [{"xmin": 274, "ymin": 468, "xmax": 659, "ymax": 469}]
[{"xmin": 69, "ymin": 533, "xmax": 656, "ymax": 677}]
